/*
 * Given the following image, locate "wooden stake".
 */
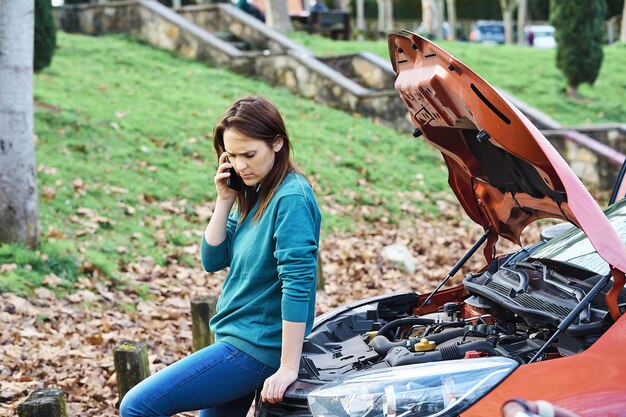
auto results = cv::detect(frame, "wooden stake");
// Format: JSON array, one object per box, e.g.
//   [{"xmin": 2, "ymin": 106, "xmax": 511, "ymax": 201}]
[
  {"xmin": 17, "ymin": 387, "xmax": 67, "ymax": 417},
  {"xmin": 317, "ymin": 251, "xmax": 325, "ymax": 291},
  {"xmin": 113, "ymin": 340, "xmax": 150, "ymax": 405},
  {"xmin": 191, "ymin": 296, "xmax": 217, "ymax": 352}
]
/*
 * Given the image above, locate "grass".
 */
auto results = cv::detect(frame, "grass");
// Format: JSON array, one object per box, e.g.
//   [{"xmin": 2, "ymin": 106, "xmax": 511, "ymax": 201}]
[
  {"xmin": 0, "ymin": 32, "xmax": 450, "ymax": 295},
  {"xmin": 289, "ymin": 32, "xmax": 626, "ymax": 126}
]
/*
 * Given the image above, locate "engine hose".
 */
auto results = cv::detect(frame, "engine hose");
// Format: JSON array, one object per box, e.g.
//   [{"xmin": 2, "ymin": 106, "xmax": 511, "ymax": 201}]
[
  {"xmin": 376, "ymin": 317, "xmax": 464, "ymax": 340},
  {"xmin": 423, "ymin": 327, "xmax": 469, "ymax": 344},
  {"xmin": 370, "ymin": 327, "xmax": 474, "ymax": 356},
  {"xmin": 384, "ymin": 340, "xmax": 499, "ymax": 367}
]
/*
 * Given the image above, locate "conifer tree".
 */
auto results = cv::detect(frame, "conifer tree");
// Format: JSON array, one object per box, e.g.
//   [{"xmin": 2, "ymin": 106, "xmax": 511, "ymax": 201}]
[
  {"xmin": 34, "ymin": 0, "xmax": 57, "ymax": 72},
  {"xmin": 550, "ymin": 0, "xmax": 607, "ymax": 97}
]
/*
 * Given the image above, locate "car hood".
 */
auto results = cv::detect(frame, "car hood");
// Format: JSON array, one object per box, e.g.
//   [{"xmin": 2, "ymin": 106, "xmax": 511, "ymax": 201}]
[{"xmin": 387, "ymin": 32, "xmax": 626, "ymax": 281}]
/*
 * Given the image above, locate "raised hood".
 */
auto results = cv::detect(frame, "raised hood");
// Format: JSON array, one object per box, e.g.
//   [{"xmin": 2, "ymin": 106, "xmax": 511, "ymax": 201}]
[{"xmin": 388, "ymin": 32, "xmax": 626, "ymax": 318}]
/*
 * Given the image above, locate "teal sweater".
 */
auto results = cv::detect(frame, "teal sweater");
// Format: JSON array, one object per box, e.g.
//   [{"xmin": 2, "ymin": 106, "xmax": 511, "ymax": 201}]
[{"xmin": 200, "ymin": 172, "xmax": 321, "ymax": 368}]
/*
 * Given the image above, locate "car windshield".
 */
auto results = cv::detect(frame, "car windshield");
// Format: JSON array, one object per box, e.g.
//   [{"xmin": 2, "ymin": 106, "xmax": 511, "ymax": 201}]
[
  {"xmin": 530, "ymin": 198, "xmax": 626, "ymax": 276},
  {"xmin": 482, "ymin": 25, "xmax": 504, "ymax": 33}
]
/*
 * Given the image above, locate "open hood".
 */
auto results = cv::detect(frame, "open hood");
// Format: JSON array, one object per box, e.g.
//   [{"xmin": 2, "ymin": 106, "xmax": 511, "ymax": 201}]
[{"xmin": 388, "ymin": 32, "xmax": 626, "ymax": 315}]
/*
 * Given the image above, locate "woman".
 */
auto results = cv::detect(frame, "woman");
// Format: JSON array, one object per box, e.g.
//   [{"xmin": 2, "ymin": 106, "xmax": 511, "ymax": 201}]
[{"xmin": 120, "ymin": 96, "xmax": 321, "ymax": 417}]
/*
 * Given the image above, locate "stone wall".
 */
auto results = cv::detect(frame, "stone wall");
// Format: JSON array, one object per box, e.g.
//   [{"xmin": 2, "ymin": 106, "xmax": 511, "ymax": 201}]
[
  {"xmin": 177, "ymin": 4, "xmax": 310, "ymax": 55},
  {"xmin": 54, "ymin": 0, "xmax": 255, "ymax": 74},
  {"xmin": 544, "ymin": 129, "xmax": 625, "ymax": 189},
  {"xmin": 54, "ymin": 1, "xmax": 140, "ymax": 35},
  {"xmin": 320, "ymin": 53, "xmax": 395, "ymax": 91},
  {"xmin": 567, "ymin": 124, "xmax": 626, "ymax": 154}
]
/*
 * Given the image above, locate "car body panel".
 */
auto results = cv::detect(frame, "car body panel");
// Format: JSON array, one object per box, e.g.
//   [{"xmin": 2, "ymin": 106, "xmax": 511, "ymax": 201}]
[
  {"xmin": 387, "ymin": 31, "xmax": 626, "ymax": 281},
  {"xmin": 462, "ymin": 313, "xmax": 626, "ymax": 417}
]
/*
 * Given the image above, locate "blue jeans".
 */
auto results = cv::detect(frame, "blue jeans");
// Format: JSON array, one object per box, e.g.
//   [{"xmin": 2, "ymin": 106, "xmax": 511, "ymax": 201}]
[{"xmin": 119, "ymin": 341, "xmax": 277, "ymax": 417}]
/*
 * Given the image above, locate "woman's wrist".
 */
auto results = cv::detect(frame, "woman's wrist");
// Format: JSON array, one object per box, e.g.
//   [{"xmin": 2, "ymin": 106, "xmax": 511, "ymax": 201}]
[{"xmin": 278, "ymin": 364, "xmax": 299, "ymax": 372}]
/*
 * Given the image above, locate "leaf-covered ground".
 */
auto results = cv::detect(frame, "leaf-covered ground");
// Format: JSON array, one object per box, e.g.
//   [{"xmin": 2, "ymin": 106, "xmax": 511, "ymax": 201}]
[{"xmin": 2, "ymin": 196, "xmax": 553, "ymax": 416}]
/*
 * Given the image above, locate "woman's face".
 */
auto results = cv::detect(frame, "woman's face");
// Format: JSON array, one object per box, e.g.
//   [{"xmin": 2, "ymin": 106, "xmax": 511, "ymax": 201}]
[{"xmin": 223, "ymin": 128, "xmax": 283, "ymax": 187}]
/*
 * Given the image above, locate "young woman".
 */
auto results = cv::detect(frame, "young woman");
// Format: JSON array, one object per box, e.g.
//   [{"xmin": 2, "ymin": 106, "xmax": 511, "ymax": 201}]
[{"xmin": 120, "ymin": 96, "xmax": 321, "ymax": 417}]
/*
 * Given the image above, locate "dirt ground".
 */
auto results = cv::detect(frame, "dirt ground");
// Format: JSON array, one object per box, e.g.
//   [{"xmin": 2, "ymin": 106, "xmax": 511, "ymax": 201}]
[{"xmin": 1, "ymin": 201, "xmax": 548, "ymax": 416}]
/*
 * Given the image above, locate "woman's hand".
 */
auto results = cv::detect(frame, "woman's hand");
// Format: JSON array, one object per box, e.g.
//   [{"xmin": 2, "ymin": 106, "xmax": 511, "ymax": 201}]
[
  {"xmin": 260, "ymin": 367, "xmax": 298, "ymax": 404},
  {"xmin": 214, "ymin": 152, "xmax": 238, "ymax": 202}
]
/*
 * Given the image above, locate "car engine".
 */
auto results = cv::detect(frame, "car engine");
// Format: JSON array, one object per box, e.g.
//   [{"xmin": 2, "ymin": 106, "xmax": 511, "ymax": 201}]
[{"xmin": 295, "ymin": 260, "xmax": 620, "ymax": 383}]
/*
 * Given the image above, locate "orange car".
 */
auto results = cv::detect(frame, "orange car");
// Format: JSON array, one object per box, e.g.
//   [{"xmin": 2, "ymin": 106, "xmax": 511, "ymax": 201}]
[{"xmin": 256, "ymin": 32, "xmax": 626, "ymax": 417}]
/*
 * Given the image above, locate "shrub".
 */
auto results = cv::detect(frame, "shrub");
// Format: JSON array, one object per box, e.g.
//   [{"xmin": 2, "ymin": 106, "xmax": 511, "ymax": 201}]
[
  {"xmin": 34, "ymin": 0, "xmax": 57, "ymax": 72},
  {"xmin": 550, "ymin": 0, "xmax": 607, "ymax": 96}
]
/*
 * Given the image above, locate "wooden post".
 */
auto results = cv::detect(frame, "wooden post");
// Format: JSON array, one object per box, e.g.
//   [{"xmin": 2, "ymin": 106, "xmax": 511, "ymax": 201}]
[
  {"xmin": 191, "ymin": 296, "xmax": 217, "ymax": 352},
  {"xmin": 316, "ymin": 251, "xmax": 325, "ymax": 291},
  {"xmin": 114, "ymin": 340, "xmax": 150, "ymax": 406},
  {"xmin": 17, "ymin": 387, "xmax": 67, "ymax": 417}
]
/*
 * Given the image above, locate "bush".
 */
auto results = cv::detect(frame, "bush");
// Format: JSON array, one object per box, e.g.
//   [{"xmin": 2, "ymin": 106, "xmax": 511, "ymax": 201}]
[
  {"xmin": 550, "ymin": 0, "xmax": 607, "ymax": 95},
  {"xmin": 34, "ymin": 0, "xmax": 57, "ymax": 72}
]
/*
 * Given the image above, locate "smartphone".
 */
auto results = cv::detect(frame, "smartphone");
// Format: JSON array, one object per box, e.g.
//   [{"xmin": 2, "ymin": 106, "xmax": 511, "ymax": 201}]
[{"xmin": 226, "ymin": 159, "xmax": 243, "ymax": 191}]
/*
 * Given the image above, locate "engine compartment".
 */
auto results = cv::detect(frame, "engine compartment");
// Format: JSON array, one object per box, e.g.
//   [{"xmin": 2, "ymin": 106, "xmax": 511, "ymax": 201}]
[{"xmin": 295, "ymin": 260, "xmax": 621, "ymax": 385}]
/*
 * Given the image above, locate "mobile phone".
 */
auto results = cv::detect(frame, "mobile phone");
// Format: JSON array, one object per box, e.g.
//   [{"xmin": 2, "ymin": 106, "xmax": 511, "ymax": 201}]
[{"xmin": 226, "ymin": 159, "xmax": 243, "ymax": 191}]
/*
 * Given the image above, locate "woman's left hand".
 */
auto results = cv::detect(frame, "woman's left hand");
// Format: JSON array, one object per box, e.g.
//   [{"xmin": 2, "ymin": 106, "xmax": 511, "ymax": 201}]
[{"xmin": 261, "ymin": 367, "xmax": 298, "ymax": 403}]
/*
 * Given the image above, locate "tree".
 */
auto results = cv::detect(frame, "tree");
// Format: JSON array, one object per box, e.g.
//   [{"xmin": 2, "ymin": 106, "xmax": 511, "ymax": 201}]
[
  {"xmin": 551, "ymin": 0, "xmax": 607, "ymax": 97},
  {"xmin": 356, "ymin": 0, "xmax": 365, "ymax": 40},
  {"xmin": 446, "ymin": 0, "xmax": 457, "ymax": 40},
  {"xmin": 517, "ymin": 0, "xmax": 527, "ymax": 46},
  {"xmin": 34, "ymin": 0, "xmax": 57, "ymax": 72},
  {"xmin": 385, "ymin": 0, "xmax": 394, "ymax": 32},
  {"xmin": 421, "ymin": 0, "xmax": 444, "ymax": 39},
  {"xmin": 499, "ymin": 0, "xmax": 519, "ymax": 44},
  {"xmin": 264, "ymin": 0, "xmax": 292, "ymax": 33},
  {"xmin": 0, "ymin": 0, "xmax": 39, "ymax": 247},
  {"xmin": 376, "ymin": 0, "xmax": 383, "ymax": 34},
  {"xmin": 621, "ymin": 0, "xmax": 626, "ymax": 42}
]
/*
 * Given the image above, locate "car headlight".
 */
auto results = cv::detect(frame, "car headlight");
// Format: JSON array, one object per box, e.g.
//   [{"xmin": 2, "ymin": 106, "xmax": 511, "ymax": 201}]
[{"xmin": 307, "ymin": 357, "xmax": 518, "ymax": 417}]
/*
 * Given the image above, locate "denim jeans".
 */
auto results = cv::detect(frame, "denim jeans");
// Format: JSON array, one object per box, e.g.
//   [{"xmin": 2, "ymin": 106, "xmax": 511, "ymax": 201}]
[{"xmin": 119, "ymin": 341, "xmax": 277, "ymax": 417}]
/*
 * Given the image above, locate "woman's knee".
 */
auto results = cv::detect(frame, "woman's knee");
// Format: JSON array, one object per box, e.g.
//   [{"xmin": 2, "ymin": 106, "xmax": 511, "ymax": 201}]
[{"xmin": 118, "ymin": 385, "xmax": 147, "ymax": 417}]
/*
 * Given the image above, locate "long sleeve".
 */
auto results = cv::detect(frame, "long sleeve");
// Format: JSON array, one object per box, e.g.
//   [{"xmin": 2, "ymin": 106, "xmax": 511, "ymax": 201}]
[
  {"xmin": 200, "ymin": 211, "xmax": 238, "ymax": 272},
  {"xmin": 273, "ymin": 194, "xmax": 319, "ymax": 322}
]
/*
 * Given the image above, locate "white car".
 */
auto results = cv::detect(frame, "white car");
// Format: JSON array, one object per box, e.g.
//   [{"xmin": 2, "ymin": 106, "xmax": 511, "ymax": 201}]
[{"xmin": 525, "ymin": 24, "xmax": 557, "ymax": 48}]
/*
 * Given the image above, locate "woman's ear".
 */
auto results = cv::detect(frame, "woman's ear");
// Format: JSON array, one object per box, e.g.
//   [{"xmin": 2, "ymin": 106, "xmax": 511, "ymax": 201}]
[{"xmin": 272, "ymin": 136, "xmax": 284, "ymax": 153}]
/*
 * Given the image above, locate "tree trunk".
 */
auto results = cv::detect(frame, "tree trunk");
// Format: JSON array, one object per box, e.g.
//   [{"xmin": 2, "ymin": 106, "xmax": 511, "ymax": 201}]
[
  {"xmin": 566, "ymin": 85, "xmax": 579, "ymax": 98},
  {"xmin": 499, "ymin": 0, "xmax": 518, "ymax": 44},
  {"xmin": 0, "ymin": 0, "xmax": 39, "ymax": 247},
  {"xmin": 376, "ymin": 0, "xmax": 385, "ymax": 34},
  {"xmin": 446, "ymin": 0, "xmax": 457, "ymax": 40},
  {"xmin": 422, "ymin": 0, "xmax": 443, "ymax": 39},
  {"xmin": 339, "ymin": 0, "xmax": 351, "ymax": 12},
  {"xmin": 384, "ymin": 0, "xmax": 394, "ymax": 32},
  {"xmin": 264, "ymin": 0, "xmax": 292, "ymax": 33},
  {"xmin": 517, "ymin": 0, "xmax": 527, "ymax": 45},
  {"xmin": 434, "ymin": 0, "xmax": 444, "ymax": 39},
  {"xmin": 356, "ymin": 0, "xmax": 365, "ymax": 41},
  {"xmin": 621, "ymin": 0, "xmax": 626, "ymax": 43}
]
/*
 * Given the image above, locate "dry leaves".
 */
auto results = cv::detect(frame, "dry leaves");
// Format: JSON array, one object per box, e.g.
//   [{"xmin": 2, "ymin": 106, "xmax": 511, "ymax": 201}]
[{"xmin": 0, "ymin": 195, "xmax": 547, "ymax": 416}]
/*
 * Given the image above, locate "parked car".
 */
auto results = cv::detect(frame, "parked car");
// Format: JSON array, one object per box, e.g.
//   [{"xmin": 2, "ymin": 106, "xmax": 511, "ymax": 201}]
[
  {"xmin": 255, "ymin": 31, "xmax": 626, "ymax": 417},
  {"xmin": 525, "ymin": 24, "xmax": 557, "ymax": 48},
  {"xmin": 469, "ymin": 20, "xmax": 505, "ymax": 44}
]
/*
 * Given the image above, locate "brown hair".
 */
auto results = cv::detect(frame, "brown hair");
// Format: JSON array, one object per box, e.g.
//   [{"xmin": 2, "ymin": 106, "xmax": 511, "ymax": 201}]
[{"xmin": 213, "ymin": 96, "xmax": 300, "ymax": 222}]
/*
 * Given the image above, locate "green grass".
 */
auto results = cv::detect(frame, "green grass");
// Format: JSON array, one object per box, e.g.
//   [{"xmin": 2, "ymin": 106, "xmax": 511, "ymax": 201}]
[
  {"xmin": 0, "ymin": 32, "xmax": 449, "ymax": 295},
  {"xmin": 289, "ymin": 32, "xmax": 626, "ymax": 125}
]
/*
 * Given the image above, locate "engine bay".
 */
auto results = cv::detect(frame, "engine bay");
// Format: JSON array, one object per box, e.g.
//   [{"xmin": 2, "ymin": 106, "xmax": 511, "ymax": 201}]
[{"xmin": 295, "ymin": 260, "xmax": 622, "ymax": 385}]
